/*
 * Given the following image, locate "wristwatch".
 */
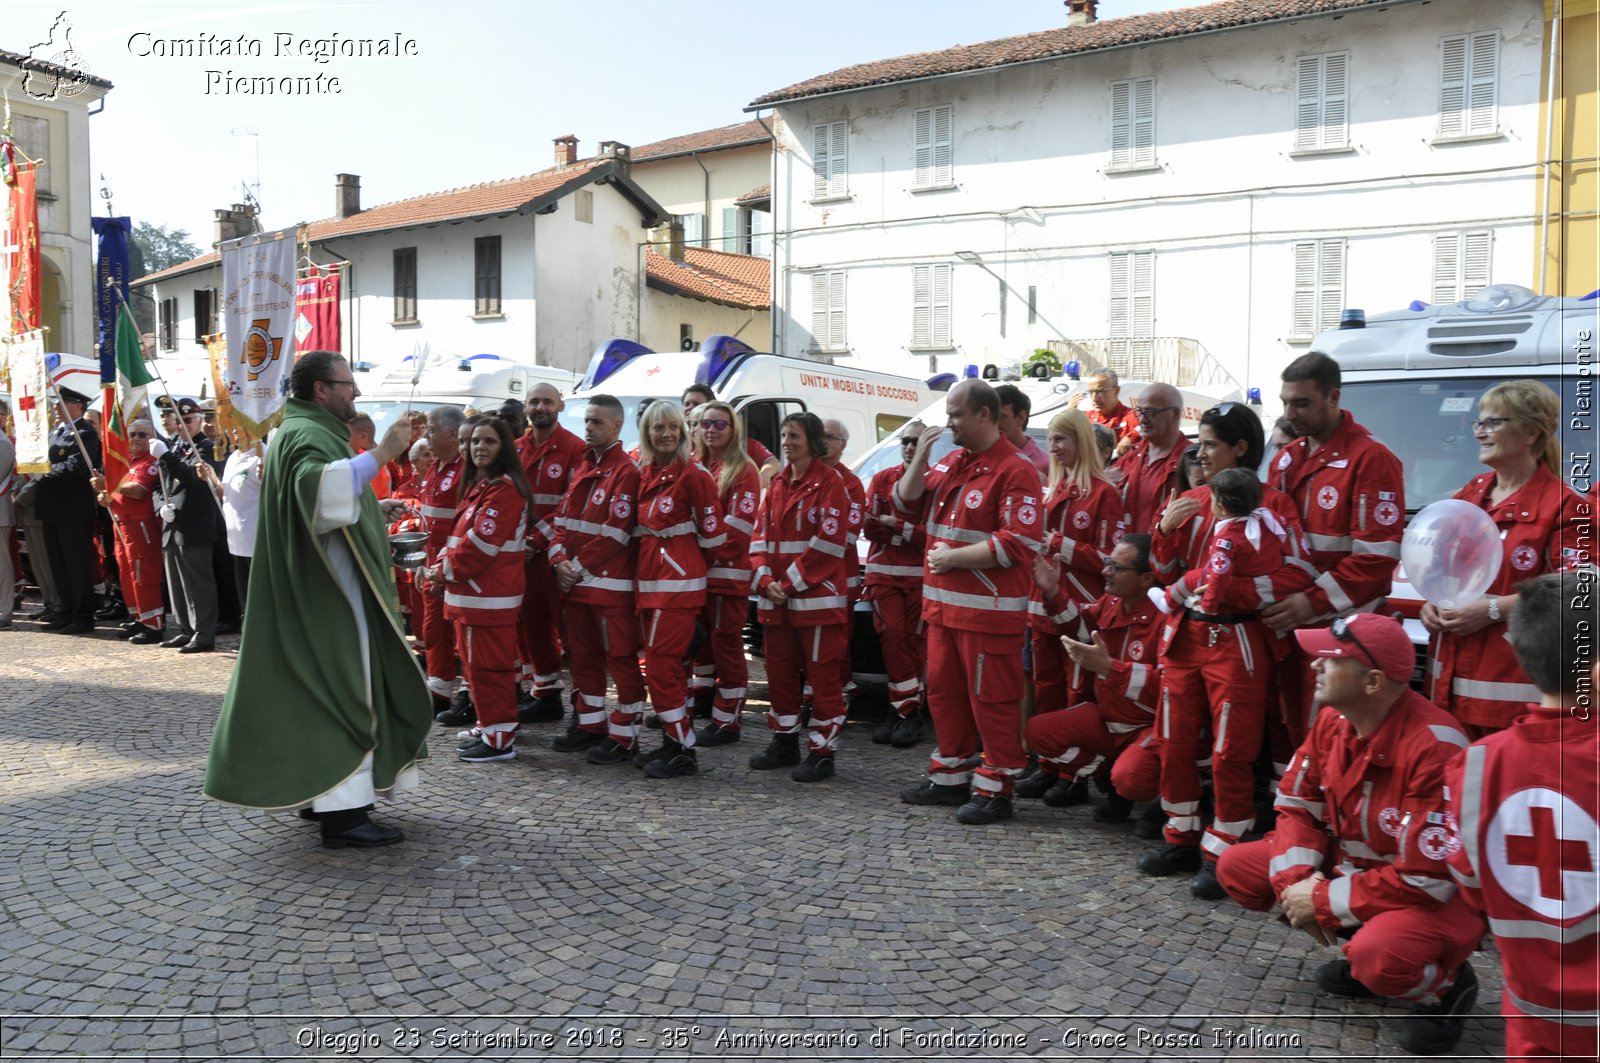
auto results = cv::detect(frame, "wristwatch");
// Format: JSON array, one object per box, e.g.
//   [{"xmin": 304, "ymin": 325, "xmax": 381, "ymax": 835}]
[{"xmin": 1486, "ymin": 596, "xmax": 1501, "ymax": 621}]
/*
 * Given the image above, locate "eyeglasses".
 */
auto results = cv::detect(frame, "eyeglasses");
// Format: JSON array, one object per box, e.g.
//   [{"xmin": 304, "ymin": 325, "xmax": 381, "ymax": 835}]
[
  {"xmin": 1087, "ymin": 387, "xmax": 1114, "ymax": 397},
  {"xmin": 1470, "ymin": 416, "xmax": 1511, "ymax": 434},
  {"xmin": 324, "ymin": 378, "xmax": 357, "ymax": 390},
  {"xmin": 700, "ymin": 418, "xmax": 730, "ymax": 431},
  {"xmin": 1330, "ymin": 617, "xmax": 1381, "ymax": 672},
  {"xmin": 824, "ymin": 434, "xmax": 844, "ymax": 443},
  {"xmin": 1103, "ymin": 558, "xmax": 1143, "ymax": 574},
  {"xmin": 1135, "ymin": 406, "xmax": 1178, "ymax": 420}
]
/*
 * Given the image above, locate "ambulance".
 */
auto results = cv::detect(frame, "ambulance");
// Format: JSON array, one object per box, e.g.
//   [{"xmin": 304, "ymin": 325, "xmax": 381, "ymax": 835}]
[
  {"xmin": 1305, "ymin": 282, "xmax": 1596, "ymax": 657},
  {"xmin": 354, "ymin": 353, "xmax": 578, "ymax": 437},
  {"xmin": 560, "ymin": 335, "xmax": 936, "ymax": 463}
]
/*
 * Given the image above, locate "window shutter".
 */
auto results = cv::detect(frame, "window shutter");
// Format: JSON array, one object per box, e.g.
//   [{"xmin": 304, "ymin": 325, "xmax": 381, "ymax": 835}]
[
  {"xmin": 750, "ymin": 210, "xmax": 770, "ymax": 257},
  {"xmin": 1108, "ymin": 253, "xmax": 1130, "ymax": 372},
  {"xmin": 1292, "ymin": 241, "xmax": 1317, "ymax": 337},
  {"xmin": 812, "ymin": 125, "xmax": 830, "ymax": 199},
  {"xmin": 1294, "ymin": 56, "xmax": 1323, "ymax": 151},
  {"xmin": 931, "ymin": 263, "xmax": 952, "ymax": 347},
  {"xmin": 1318, "ymin": 240, "xmax": 1345, "ymax": 334},
  {"xmin": 1132, "ymin": 78, "xmax": 1156, "ymax": 167},
  {"xmin": 1467, "ymin": 32, "xmax": 1498, "ymax": 135},
  {"xmin": 812, "ymin": 273, "xmax": 831, "ymax": 347},
  {"xmin": 1432, "ymin": 233, "xmax": 1461, "ymax": 307},
  {"xmin": 911, "ymin": 265, "xmax": 931, "ymax": 347},
  {"xmin": 1322, "ymin": 53, "xmax": 1349, "ymax": 149},
  {"xmin": 813, "ymin": 272, "xmax": 845, "ymax": 350},
  {"xmin": 1132, "ymin": 252, "xmax": 1155, "ymax": 340},
  {"xmin": 1463, "ymin": 230, "xmax": 1491, "ymax": 297},
  {"xmin": 931, "ymin": 106, "xmax": 953, "ymax": 187},
  {"xmin": 827, "ymin": 271, "xmax": 846, "ymax": 350},
  {"xmin": 1440, "ymin": 35, "xmax": 1469, "ymax": 137},
  {"xmin": 1110, "ymin": 81, "xmax": 1133, "ymax": 166},
  {"xmin": 913, "ymin": 109, "xmax": 933, "ymax": 188},
  {"xmin": 829, "ymin": 122, "xmax": 848, "ymax": 198},
  {"xmin": 682, "ymin": 212, "xmax": 704, "ymax": 247},
  {"xmin": 722, "ymin": 207, "xmax": 739, "ymax": 252},
  {"xmin": 813, "ymin": 121, "xmax": 847, "ymax": 199}
]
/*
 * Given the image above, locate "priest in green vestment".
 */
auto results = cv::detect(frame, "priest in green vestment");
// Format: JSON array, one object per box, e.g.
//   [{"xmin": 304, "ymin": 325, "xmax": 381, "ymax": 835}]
[{"xmin": 205, "ymin": 350, "xmax": 432, "ymax": 848}]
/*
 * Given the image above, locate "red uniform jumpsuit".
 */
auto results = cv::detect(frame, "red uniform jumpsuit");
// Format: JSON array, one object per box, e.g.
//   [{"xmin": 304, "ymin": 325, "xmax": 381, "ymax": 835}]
[
  {"xmin": 751, "ymin": 459, "xmax": 851, "ymax": 757},
  {"xmin": 1085, "ymin": 401, "xmax": 1141, "ymax": 450},
  {"xmin": 1269, "ymin": 413, "xmax": 1405, "ymax": 746},
  {"xmin": 107, "ymin": 454, "xmax": 164, "ymax": 631},
  {"xmin": 516, "ymin": 424, "xmax": 585, "ymax": 700},
  {"xmin": 902, "ymin": 437, "xmax": 1043, "ymax": 798},
  {"xmin": 387, "ymin": 474, "xmax": 426, "ymax": 634},
  {"xmin": 1028, "ymin": 476, "xmax": 1121, "ymax": 720},
  {"xmin": 1448, "ymin": 705, "xmax": 1600, "ymax": 1063},
  {"xmin": 417, "ymin": 453, "xmax": 466, "ymax": 700},
  {"xmin": 1217, "ymin": 693, "xmax": 1485, "ymax": 1002},
  {"xmin": 1024, "ymin": 591, "xmax": 1165, "ymax": 800},
  {"xmin": 693, "ymin": 458, "xmax": 761, "ymax": 736},
  {"xmin": 1152, "ymin": 510, "xmax": 1315, "ymax": 861},
  {"xmin": 550, "ymin": 441, "xmax": 645, "ymax": 738},
  {"xmin": 635, "ymin": 456, "xmax": 723, "ymax": 750},
  {"xmin": 1428, "ymin": 467, "xmax": 1585, "ymax": 736},
  {"xmin": 863, "ymin": 463, "xmax": 927, "ymax": 720},
  {"xmin": 813, "ymin": 460, "xmax": 866, "ymax": 700},
  {"xmin": 1117, "ymin": 437, "xmax": 1183, "ymax": 535},
  {"xmin": 440, "ymin": 474, "xmax": 528, "ymax": 748}
]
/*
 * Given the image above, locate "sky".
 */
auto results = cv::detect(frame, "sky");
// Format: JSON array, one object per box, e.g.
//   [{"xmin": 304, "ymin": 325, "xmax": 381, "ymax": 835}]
[{"xmin": 5, "ymin": 0, "xmax": 1177, "ymax": 245}]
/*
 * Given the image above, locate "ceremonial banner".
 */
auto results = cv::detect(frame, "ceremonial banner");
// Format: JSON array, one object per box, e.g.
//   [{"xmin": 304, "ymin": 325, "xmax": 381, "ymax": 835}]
[
  {"xmin": 4, "ymin": 330, "xmax": 50, "ymax": 472},
  {"xmin": 206, "ymin": 332, "xmax": 239, "ymax": 439},
  {"xmin": 3, "ymin": 164, "xmax": 42, "ymax": 336},
  {"xmin": 294, "ymin": 264, "xmax": 342, "ymax": 354},
  {"xmin": 221, "ymin": 226, "xmax": 296, "ymax": 437},
  {"xmin": 92, "ymin": 216, "xmax": 133, "ymax": 381},
  {"xmin": 104, "ymin": 304, "xmax": 154, "ymax": 490}
]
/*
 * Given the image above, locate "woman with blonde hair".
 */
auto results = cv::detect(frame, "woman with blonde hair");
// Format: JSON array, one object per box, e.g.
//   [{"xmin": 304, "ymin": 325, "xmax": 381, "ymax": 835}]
[
  {"xmin": 1424, "ymin": 378, "xmax": 1585, "ymax": 736},
  {"xmin": 1020, "ymin": 407, "xmax": 1122, "ymax": 805},
  {"xmin": 688, "ymin": 401, "xmax": 763, "ymax": 745}
]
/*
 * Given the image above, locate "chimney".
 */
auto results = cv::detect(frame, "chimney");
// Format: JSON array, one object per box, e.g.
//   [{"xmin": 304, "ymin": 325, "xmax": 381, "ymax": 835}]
[
  {"xmin": 598, "ymin": 140, "xmax": 632, "ymax": 174},
  {"xmin": 213, "ymin": 204, "xmax": 255, "ymax": 248},
  {"xmin": 666, "ymin": 218, "xmax": 684, "ymax": 262},
  {"xmin": 335, "ymin": 173, "xmax": 361, "ymax": 219},
  {"xmin": 554, "ymin": 134, "xmax": 578, "ymax": 166},
  {"xmin": 1066, "ymin": 0, "xmax": 1097, "ymax": 26}
]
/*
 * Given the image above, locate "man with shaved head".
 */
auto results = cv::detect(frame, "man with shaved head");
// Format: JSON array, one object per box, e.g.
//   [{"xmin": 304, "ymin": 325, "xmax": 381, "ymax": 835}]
[
  {"xmin": 516, "ymin": 382, "xmax": 586, "ymax": 720},
  {"xmin": 1118, "ymin": 382, "xmax": 1186, "ymax": 534}
]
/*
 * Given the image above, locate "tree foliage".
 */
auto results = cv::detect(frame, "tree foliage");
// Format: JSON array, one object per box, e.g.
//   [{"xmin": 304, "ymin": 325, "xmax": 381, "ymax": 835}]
[{"xmin": 128, "ymin": 222, "xmax": 203, "ymax": 334}]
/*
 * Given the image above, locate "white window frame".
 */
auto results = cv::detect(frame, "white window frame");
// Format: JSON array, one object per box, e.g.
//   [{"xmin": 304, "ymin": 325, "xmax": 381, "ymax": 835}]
[
  {"xmin": 910, "ymin": 264, "xmax": 953, "ymax": 349},
  {"xmin": 1293, "ymin": 52, "xmax": 1350, "ymax": 153},
  {"xmin": 912, "ymin": 105, "xmax": 954, "ymax": 190},
  {"xmin": 810, "ymin": 271, "xmax": 846, "ymax": 353},
  {"xmin": 811, "ymin": 121, "xmax": 848, "ymax": 201},
  {"xmin": 1291, "ymin": 239, "xmax": 1347, "ymax": 340},
  {"xmin": 574, "ymin": 189, "xmax": 594, "ymax": 224},
  {"xmin": 1432, "ymin": 231, "xmax": 1493, "ymax": 306},
  {"xmin": 679, "ymin": 212, "xmax": 705, "ymax": 248},
  {"xmin": 1438, "ymin": 32, "xmax": 1499, "ymax": 140},
  {"xmin": 1108, "ymin": 252, "xmax": 1155, "ymax": 377},
  {"xmin": 1109, "ymin": 77, "xmax": 1156, "ymax": 171}
]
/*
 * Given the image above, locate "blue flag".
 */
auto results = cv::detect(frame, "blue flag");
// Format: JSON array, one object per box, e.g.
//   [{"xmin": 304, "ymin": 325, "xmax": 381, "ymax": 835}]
[{"xmin": 92, "ymin": 215, "xmax": 132, "ymax": 384}]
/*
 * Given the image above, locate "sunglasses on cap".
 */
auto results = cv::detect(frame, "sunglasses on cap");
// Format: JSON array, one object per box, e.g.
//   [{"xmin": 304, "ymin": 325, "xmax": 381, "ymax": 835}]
[{"xmin": 1330, "ymin": 617, "xmax": 1380, "ymax": 672}]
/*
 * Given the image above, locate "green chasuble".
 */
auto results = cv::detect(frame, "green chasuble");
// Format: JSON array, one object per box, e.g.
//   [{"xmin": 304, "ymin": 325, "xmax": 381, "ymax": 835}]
[{"xmin": 205, "ymin": 398, "xmax": 430, "ymax": 810}]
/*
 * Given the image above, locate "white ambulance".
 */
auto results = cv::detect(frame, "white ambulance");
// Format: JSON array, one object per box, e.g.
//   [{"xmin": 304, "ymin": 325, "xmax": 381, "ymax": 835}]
[
  {"xmin": 354, "ymin": 353, "xmax": 578, "ymax": 437},
  {"xmin": 560, "ymin": 335, "xmax": 936, "ymax": 464}
]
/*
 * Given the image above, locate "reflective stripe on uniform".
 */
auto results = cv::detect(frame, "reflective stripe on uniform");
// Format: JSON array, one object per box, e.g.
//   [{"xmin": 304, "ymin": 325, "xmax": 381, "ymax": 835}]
[
  {"xmin": 923, "ymin": 585, "xmax": 1030, "ymax": 612},
  {"xmin": 1451, "ymin": 677, "xmax": 1543, "ymax": 704},
  {"xmin": 444, "ymin": 591, "xmax": 523, "ymax": 610},
  {"xmin": 1270, "ymin": 847, "xmax": 1325, "ymax": 877}
]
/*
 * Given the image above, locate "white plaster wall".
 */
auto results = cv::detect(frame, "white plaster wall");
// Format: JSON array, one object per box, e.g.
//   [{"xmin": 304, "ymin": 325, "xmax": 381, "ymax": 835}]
[
  {"xmin": 633, "ymin": 144, "xmax": 772, "ymax": 248},
  {"xmin": 767, "ymin": 0, "xmax": 1543, "ymax": 390},
  {"xmin": 639, "ymin": 292, "xmax": 770, "ymax": 355},
  {"xmin": 533, "ymin": 179, "xmax": 647, "ymax": 374}
]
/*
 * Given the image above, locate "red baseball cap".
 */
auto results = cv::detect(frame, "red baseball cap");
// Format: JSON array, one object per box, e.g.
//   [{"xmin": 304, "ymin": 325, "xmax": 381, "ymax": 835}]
[{"xmin": 1295, "ymin": 613, "xmax": 1415, "ymax": 684}]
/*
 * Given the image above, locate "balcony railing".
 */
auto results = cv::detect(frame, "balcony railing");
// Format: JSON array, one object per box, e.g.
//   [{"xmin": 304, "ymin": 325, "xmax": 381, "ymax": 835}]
[{"xmin": 1047, "ymin": 336, "xmax": 1242, "ymax": 393}]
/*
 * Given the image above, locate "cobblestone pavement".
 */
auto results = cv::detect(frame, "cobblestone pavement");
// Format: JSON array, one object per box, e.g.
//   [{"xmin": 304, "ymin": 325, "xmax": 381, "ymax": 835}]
[{"xmin": 0, "ymin": 610, "xmax": 1505, "ymax": 1061}]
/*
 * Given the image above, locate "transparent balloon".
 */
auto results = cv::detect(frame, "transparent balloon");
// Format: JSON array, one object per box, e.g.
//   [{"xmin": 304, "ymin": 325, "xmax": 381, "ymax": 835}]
[{"xmin": 1401, "ymin": 499, "xmax": 1502, "ymax": 609}]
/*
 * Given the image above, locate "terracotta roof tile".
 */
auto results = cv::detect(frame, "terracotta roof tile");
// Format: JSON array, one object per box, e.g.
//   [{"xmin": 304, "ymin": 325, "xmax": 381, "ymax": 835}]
[
  {"xmin": 646, "ymin": 247, "xmax": 770, "ymax": 310},
  {"xmin": 0, "ymin": 47, "xmax": 114, "ymax": 89},
  {"xmin": 632, "ymin": 120, "xmax": 772, "ymax": 162},
  {"xmin": 749, "ymin": 0, "xmax": 1401, "ymax": 107},
  {"xmin": 734, "ymin": 184, "xmax": 771, "ymax": 206}
]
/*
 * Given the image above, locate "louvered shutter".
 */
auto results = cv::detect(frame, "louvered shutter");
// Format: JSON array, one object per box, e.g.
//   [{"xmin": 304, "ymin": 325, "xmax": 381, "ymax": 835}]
[
  {"xmin": 812, "ymin": 121, "xmax": 848, "ymax": 199},
  {"xmin": 931, "ymin": 106, "xmax": 953, "ymax": 187},
  {"xmin": 1462, "ymin": 231, "xmax": 1491, "ymax": 297},
  {"xmin": 911, "ymin": 265, "xmax": 932, "ymax": 347},
  {"xmin": 1294, "ymin": 56, "xmax": 1323, "ymax": 151},
  {"xmin": 1322, "ymin": 53, "xmax": 1349, "ymax": 149},
  {"xmin": 1467, "ymin": 32, "xmax": 1498, "ymax": 135},
  {"xmin": 1432, "ymin": 234, "xmax": 1462, "ymax": 306},
  {"xmin": 812, "ymin": 273, "xmax": 832, "ymax": 349},
  {"xmin": 1318, "ymin": 240, "xmax": 1345, "ymax": 334},
  {"xmin": 913, "ymin": 109, "xmax": 933, "ymax": 188},
  {"xmin": 1132, "ymin": 78, "xmax": 1156, "ymax": 167},
  {"xmin": 722, "ymin": 207, "xmax": 739, "ymax": 252},
  {"xmin": 931, "ymin": 264, "xmax": 952, "ymax": 347},
  {"xmin": 749, "ymin": 210, "xmax": 770, "ymax": 257},
  {"xmin": 1108, "ymin": 253, "xmax": 1130, "ymax": 370},
  {"xmin": 827, "ymin": 272, "xmax": 846, "ymax": 349},
  {"xmin": 1292, "ymin": 242, "xmax": 1318, "ymax": 337},
  {"xmin": 1131, "ymin": 252, "xmax": 1155, "ymax": 376},
  {"xmin": 812, "ymin": 124, "xmax": 832, "ymax": 199},
  {"xmin": 1110, "ymin": 81, "xmax": 1133, "ymax": 167}
]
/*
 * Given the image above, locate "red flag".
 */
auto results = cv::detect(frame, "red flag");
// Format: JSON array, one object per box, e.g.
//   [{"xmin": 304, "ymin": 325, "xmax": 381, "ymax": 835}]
[
  {"xmin": 294, "ymin": 264, "xmax": 342, "ymax": 354},
  {"xmin": 4, "ymin": 163, "xmax": 42, "ymax": 334},
  {"xmin": 103, "ymin": 304, "xmax": 153, "ymax": 491}
]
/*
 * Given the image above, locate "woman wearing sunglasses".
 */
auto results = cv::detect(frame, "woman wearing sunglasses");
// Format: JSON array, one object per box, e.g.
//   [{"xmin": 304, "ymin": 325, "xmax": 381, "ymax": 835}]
[
  {"xmin": 1422, "ymin": 380, "xmax": 1585, "ymax": 737},
  {"xmin": 688, "ymin": 402, "xmax": 762, "ymax": 748},
  {"xmin": 91, "ymin": 418, "xmax": 167, "ymax": 644}
]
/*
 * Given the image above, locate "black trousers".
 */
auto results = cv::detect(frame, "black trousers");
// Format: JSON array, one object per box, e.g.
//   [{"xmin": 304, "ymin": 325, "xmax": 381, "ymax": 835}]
[{"xmin": 43, "ymin": 520, "xmax": 97, "ymax": 624}]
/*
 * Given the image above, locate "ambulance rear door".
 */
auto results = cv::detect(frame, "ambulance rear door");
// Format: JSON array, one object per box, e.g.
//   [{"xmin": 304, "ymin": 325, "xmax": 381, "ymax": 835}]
[{"xmin": 732, "ymin": 395, "xmax": 806, "ymax": 458}]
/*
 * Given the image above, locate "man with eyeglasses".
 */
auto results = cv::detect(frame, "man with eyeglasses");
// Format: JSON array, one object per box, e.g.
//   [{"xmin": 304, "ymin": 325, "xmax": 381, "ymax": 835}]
[
  {"xmin": 1080, "ymin": 369, "xmax": 1140, "ymax": 452},
  {"xmin": 91, "ymin": 419, "xmax": 166, "ymax": 643},
  {"xmin": 1216, "ymin": 613, "xmax": 1482, "ymax": 1056},
  {"xmin": 1267, "ymin": 352, "xmax": 1405, "ymax": 747},
  {"xmin": 1116, "ymin": 382, "xmax": 1186, "ymax": 536},
  {"xmin": 206, "ymin": 351, "xmax": 428, "ymax": 850}
]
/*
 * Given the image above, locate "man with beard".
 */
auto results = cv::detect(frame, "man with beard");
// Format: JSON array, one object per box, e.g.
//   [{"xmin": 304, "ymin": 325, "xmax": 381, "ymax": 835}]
[{"xmin": 516, "ymin": 383, "xmax": 584, "ymax": 720}]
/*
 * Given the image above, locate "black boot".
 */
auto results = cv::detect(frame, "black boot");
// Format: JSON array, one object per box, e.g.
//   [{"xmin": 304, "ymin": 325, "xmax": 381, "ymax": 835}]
[
  {"xmin": 748, "ymin": 731, "xmax": 801, "ymax": 770},
  {"xmin": 435, "ymin": 687, "xmax": 474, "ymax": 726}
]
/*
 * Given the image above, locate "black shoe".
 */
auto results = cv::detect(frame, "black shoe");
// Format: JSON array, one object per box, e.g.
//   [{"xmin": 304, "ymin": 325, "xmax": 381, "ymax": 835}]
[
  {"xmin": 1137, "ymin": 842, "xmax": 1202, "ymax": 877},
  {"xmin": 748, "ymin": 732, "xmax": 801, "ymax": 770},
  {"xmin": 644, "ymin": 750, "xmax": 699, "ymax": 779},
  {"xmin": 28, "ymin": 608, "xmax": 54, "ymax": 621},
  {"xmin": 1014, "ymin": 771, "xmax": 1057, "ymax": 800},
  {"xmin": 96, "ymin": 602, "xmax": 129, "ymax": 621},
  {"xmin": 215, "ymin": 620, "xmax": 241, "ymax": 636},
  {"xmin": 297, "ymin": 808, "xmax": 321, "ymax": 822},
  {"xmin": 178, "ymin": 639, "xmax": 215, "ymax": 653},
  {"xmin": 56, "ymin": 621, "xmax": 95, "ymax": 635},
  {"xmin": 869, "ymin": 714, "xmax": 898, "ymax": 744},
  {"xmin": 1094, "ymin": 792, "xmax": 1136, "ymax": 824},
  {"xmin": 518, "ymin": 690, "xmax": 565, "ymax": 723},
  {"xmin": 692, "ymin": 689, "xmax": 715, "ymax": 718},
  {"xmin": 160, "ymin": 634, "xmax": 193, "ymax": 649},
  {"xmin": 957, "ymin": 794, "xmax": 1015, "ymax": 825},
  {"xmin": 551, "ymin": 726, "xmax": 606, "ymax": 752},
  {"xmin": 791, "ymin": 753, "xmax": 835, "ymax": 783},
  {"xmin": 43, "ymin": 617, "xmax": 73, "ymax": 631},
  {"xmin": 696, "ymin": 723, "xmax": 740, "ymax": 746},
  {"xmin": 633, "ymin": 742, "xmax": 671, "ymax": 768},
  {"xmin": 1397, "ymin": 964, "xmax": 1478, "ymax": 1056},
  {"xmin": 127, "ymin": 627, "xmax": 165, "ymax": 645},
  {"xmin": 434, "ymin": 702, "xmax": 475, "ymax": 727},
  {"xmin": 1314, "ymin": 960, "xmax": 1377, "ymax": 999},
  {"xmin": 118, "ymin": 618, "xmax": 143, "ymax": 631},
  {"xmin": 585, "ymin": 738, "xmax": 634, "ymax": 765},
  {"xmin": 900, "ymin": 780, "xmax": 970, "ymax": 806},
  {"xmin": 321, "ymin": 820, "xmax": 404, "ymax": 849},
  {"xmin": 889, "ymin": 713, "xmax": 925, "ymax": 747},
  {"xmin": 1042, "ymin": 778, "xmax": 1090, "ymax": 807},
  {"xmin": 1133, "ymin": 803, "xmax": 1167, "ymax": 840},
  {"xmin": 458, "ymin": 739, "xmax": 516, "ymax": 763},
  {"xmin": 644, "ymin": 713, "xmax": 663, "ymax": 730},
  {"xmin": 1190, "ymin": 860, "xmax": 1227, "ymax": 900}
]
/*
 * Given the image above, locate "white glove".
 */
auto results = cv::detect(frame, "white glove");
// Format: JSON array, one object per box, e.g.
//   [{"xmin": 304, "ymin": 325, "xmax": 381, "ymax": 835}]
[
  {"xmin": 149, "ymin": 439, "xmax": 169, "ymax": 459},
  {"xmin": 159, "ymin": 504, "xmax": 176, "ymax": 524}
]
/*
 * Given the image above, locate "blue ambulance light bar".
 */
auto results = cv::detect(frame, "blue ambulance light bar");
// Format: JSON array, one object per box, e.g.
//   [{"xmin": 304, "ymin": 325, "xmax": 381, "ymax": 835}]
[
  {"xmin": 927, "ymin": 373, "xmax": 958, "ymax": 392},
  {"xmin": 697, "ymin": 334, "xmax": 756, "ymax": 386},
  {"xmin": 583, "ymin": 339, "xmax": 654, "ymax": 390},
  {"xmin": 1063, "ymin": 360, "xmax": 1080, "ymax": 380}
]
